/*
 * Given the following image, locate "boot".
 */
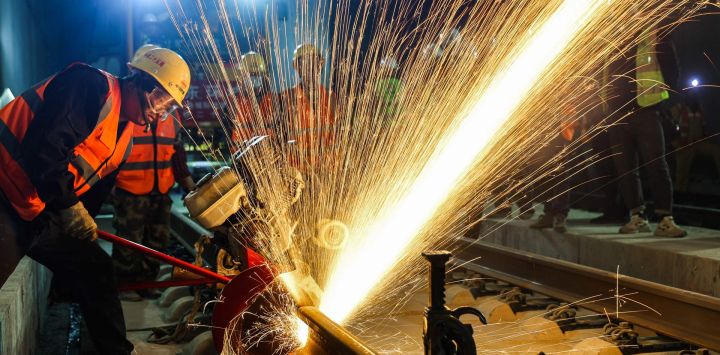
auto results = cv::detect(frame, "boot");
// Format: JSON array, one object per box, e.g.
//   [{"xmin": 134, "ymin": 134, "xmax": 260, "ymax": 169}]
[
  {"xmin": 619, "ymin": 214, "xmax": 651, "ymax": 234},
  {"xmin": 530, "ymin": 214, "xmax": 553, "ymax": 229},
  {"xmin": 654, "ymin": 216, "xmax": 687, "ymax": 238},
  {"xmin": 553, "ymin": 214, "xmax": 567, "ymax": 233}
]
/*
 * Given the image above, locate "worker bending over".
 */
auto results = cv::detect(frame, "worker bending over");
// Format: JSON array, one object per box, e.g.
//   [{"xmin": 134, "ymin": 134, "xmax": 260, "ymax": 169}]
[{"xmin": 0, "ymin": 48, "xmax": 191, "ymax": 354}]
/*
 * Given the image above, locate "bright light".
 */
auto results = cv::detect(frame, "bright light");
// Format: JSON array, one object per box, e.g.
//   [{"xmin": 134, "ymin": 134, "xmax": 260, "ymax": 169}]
[
  {"xmin": 320, "ymin": 0, "xmax": 608, "ymax": 324},
  {"xmin": 691, "ymin": 78, "xmax": 699, "ymax": 87}
]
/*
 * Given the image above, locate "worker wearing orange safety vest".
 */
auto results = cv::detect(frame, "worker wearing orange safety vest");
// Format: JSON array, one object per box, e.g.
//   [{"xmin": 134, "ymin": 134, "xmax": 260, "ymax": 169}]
[
  {"xmin": 228, "ymin": 51, "xmax": 276, "ymax": 148},
  {"xmin": 282, "ymin": 43, "xmax": 337, "ymax": 171},
  {"xmin": 0, "ymin": 47, "xmax": 191, "ymax": 355},
  {"xmin": 110, "ymin": 46, "xmax": 196, "ymax": 299}
]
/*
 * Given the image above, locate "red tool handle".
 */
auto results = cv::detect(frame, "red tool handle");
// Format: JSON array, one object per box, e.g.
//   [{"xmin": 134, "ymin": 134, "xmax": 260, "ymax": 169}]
[{"xmin": 97, "ymin": 230, "xmax": 231, "ymax": 284}]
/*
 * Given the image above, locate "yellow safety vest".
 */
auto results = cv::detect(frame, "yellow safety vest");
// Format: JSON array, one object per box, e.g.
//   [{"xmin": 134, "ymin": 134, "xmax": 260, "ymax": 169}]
[{"xmin": 635, "ymin": 31, "xmax": 670, "ymax": 108}]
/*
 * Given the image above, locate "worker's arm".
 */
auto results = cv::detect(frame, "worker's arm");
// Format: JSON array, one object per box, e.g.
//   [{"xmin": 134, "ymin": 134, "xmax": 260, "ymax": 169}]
[
  {"xmin": 172, "ymin": 133, "xmax": 195, "ymax": 192},
  {"xmin": 20, "ymin": 65, "xmax": 109, "ymax": 211},
  {"xmin": 657, "ymin": 39, "xmax": 678, "ymax": 91},
  {"xmin": 79, "ymin": 170, "xmax": 119, "ymax": 218}
]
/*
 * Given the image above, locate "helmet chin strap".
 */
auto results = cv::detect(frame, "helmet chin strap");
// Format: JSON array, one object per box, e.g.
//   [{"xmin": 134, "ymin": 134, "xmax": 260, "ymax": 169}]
[{"xmin": 137, "ymin": 85, "xmax": 152, "ymax": 132}]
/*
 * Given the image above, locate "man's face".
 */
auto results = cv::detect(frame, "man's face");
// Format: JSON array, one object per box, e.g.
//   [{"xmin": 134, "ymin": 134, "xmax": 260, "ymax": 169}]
[
  {"xmin": 137, "ymin": 87, "xmax": 178, "ymax": 126},
  {"xmin": 249, "ymin": 74, "xmax": 268, "ymax": 97},
  {"xmin": 295, "ymin": 55, "xmax": 324, "ymax": 84}
]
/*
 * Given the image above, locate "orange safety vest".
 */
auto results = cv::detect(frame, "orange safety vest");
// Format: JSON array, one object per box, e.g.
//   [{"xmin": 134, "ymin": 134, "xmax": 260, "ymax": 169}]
[
  {"xmin": 115, "ymin": 116, "xmax": 181, "ymax": 195},
  {"xmin": 285, "ymin": 84, "xmax": 336, "ymax": 168},
  {"xmin": 230, "ymin": 93, "xmax": 274, "ymax": 145},
  {"xmin": 0, "ymin": 63, "xmax": 133, "ymax": 221}
]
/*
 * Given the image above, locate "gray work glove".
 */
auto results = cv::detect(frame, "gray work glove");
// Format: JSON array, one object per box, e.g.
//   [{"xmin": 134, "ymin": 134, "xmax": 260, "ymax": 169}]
[{"xmin": 57, "ymin": 201, "xmax": 98, "ymax": 241}]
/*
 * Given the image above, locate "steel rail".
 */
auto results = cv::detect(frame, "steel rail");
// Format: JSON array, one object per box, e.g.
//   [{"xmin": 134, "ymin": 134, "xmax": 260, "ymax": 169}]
[
  {"xmin": 296, "ymin": 306, "xmax": 377, "ymax": 355},
  {"xmin": 454, "ymin": 238, "xmax": 720, "ymax": 351}
]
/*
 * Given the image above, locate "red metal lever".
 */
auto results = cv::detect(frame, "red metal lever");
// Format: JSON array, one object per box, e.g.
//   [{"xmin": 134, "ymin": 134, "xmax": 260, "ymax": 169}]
[{"xmin": 97, "ymin": 230, "xmax": 231, "ymax": 284}]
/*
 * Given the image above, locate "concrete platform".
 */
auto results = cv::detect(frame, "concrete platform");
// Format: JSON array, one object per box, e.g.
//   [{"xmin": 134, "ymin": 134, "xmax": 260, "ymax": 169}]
[
  {"xmin": 0, "ymin": 257, "xmax": 50, "ymax": 354},
  {"xmin": 473, "ymin": 209, "xmax": 720, "ymax": 297}
]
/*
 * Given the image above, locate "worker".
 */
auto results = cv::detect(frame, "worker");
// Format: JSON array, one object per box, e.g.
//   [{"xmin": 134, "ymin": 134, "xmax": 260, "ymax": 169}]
[
  {"xmin": 606, "ymin": 28, "xmax": 685, "ymax": 237},
  {"xmin": 282, "ymin": 43, "xmax": 336, "ymax": 171},
  {"xmin": 529, "ymin": 105, "xmax": 580, "ymax": 233},
  {"xmin": 375, "ymin": 56, "xmax": 403, "ymax": 123},
  {"xmin": 228, "ymin": 51, "xmax": 276, "ymax": 147},
  {"xmin": 111, "ymin": 45, "xmax": 196, "ymax": 301},
  {"xmin": 0, "ymin": 47, "xmax": 190, "ymax": 354}
]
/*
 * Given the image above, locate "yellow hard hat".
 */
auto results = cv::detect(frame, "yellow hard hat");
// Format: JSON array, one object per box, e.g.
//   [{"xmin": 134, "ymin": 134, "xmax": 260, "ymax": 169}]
[
  {"xmin": 293, "ymin": 43, "xmax": 323, "ymax": 63},
  {"xmin": 131, "ymin": 44, "xmax": 160, "ymax": 64},
  {"xmin": 128, "ymin": 48, "xmax": 191, "ymax": 105},
  {"xmin": 241, "ymin": 52, "xmax": 267, "ymax": 75}
]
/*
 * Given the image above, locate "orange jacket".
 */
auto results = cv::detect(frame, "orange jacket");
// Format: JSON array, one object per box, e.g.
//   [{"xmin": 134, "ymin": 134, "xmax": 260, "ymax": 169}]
[
  {"xmin": 230, "ymin": 93, "xmax": 274, "ymax": 146},
  {"xmin": 116, "ymin": 116, "xmax": 182, "ymax": 195},
  {"xmin": 284, "ymin": 84, "xmax": 336, "ymax": 168},
  {"xmin": 0, "ymin": 63, "xmax": 132, "ymax": 221}
]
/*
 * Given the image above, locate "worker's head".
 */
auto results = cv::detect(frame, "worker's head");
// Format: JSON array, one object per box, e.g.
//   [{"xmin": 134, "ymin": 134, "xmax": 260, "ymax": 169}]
[
  {"xmin": 380, "ymin": 56, "xmax": 399, "ymax": 77},
  {"xmin": 123, "ymin": 47, "xmax": 191, "ymax": 126},
  {"xmin": 292, "ymin": 43, "xmax": 324, "ymax": 85},
  {"xmin": 240, "ymin": 51, "xmax": 270, "ymax": 97},
  {"xmin": 131, "ymin": 44, "xmax": 160, "ymax": 64}
]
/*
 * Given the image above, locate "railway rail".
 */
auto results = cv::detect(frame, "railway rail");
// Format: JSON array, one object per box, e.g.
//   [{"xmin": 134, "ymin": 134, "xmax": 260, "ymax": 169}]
[
  {"xmin": 453, "ymin": 237, "xmax": 720, "ymax": 353},
  {"xmin": 166, "ymin": 211, "xmax": 719, "ymax": 354}
]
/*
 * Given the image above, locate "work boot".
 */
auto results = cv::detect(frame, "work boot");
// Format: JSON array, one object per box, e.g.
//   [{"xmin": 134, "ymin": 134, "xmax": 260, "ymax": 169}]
[
  {"xmin": 654, "ymin": 216, "xmax": 687, "ymax": 238},
  {"xmin": 530, "ymin": 214, "xmax": 553, "ymax": 229},
  {"xmin": 553, "ymin": 214, "xmax": 567, "ymax": 233},
  {"xmin": 619, "ymin": 214, "xmax": 651, "ymax": 234}
]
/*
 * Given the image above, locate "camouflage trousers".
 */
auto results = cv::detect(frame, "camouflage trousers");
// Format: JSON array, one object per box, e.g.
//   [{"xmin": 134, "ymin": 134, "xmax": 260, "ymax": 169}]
[{"xmin": 111, "ymin": 189, "xmax": 172, "ymax": 282}]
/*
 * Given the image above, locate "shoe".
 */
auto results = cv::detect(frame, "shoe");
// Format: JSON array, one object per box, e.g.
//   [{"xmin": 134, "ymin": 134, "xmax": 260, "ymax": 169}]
[
  {"xmin": 553, "ymin": 214, "xmax": 567, "ymax": 233},
  {"xmin": 654, "ymin": 216, "xmax": 687, "ymax": 238},
  {"xmin": 619, "ymin": 214, "xmax": 651, "ymax": 234},
  {"xmin": 530, "ymin": 214, "xmax": 553, "ymax": 229},
  {"xmin": 119, "ymin": 291, "xmax": 143, "ymax": 302},
  {"xmin": 518, "ymin": 208, "xmax": 535, "ymax": 220}
]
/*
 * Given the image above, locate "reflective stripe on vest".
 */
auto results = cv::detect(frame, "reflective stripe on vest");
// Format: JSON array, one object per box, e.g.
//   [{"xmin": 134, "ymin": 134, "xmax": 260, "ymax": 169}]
[
  {"xmin": 0, "ymin": 63, "xmax": 127, "ymax": 221},
  {"xmin": 115, "ymin": 115, "xmax": 179, "ymax": 195},
  {"xmin": 636, "ymin": 31, "xmax": 669, "ymax": 108}
]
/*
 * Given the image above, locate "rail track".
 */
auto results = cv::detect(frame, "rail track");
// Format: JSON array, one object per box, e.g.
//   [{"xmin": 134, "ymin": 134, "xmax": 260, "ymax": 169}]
[
  {"xmin": 451, "ymin": 237, "xmax": 720, "ymax": 353},
  {"xmin": 166, "ymin": 211, "xmax": 720, "ymax": 354}
]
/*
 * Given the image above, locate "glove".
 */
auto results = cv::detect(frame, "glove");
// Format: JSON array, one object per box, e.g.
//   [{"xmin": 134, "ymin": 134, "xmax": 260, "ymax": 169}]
[
  {"xmin": 57, "ymin": 201, "xmax": 98, "ymax": 241},
  {"xmin": 179, "ymin": 176, "xmax": 197, "ymax": 193}
]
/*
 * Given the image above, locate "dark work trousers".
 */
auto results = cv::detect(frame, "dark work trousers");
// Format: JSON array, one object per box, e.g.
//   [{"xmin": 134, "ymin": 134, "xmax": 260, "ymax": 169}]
[
  {"xmin": 608, "ymin": 106, "xmax": 673, "ymax": 215},
  {"xmin": 0, "ymin": 194, "xmax": 133, "ymax": 355},
  {"xmin": 529, "ymin": 136, "xmax": 572, "ymax": 217},
  {"xmin": 590, "ymin": 128, "xmax": 627, "ymax": 217}
]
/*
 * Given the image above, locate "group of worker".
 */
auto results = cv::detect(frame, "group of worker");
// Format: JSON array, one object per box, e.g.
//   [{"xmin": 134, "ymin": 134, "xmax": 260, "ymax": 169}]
[
  {"xmin": 0, "ymin": 40, "xmax": 339, "ymax": 354},
  {"xmin": 226, "ymin": 43, "xmax": 336, "ymax": 173},
  {"xmin": 519, "ymin": 27, "xmax": 686, "ymax": 238}
]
